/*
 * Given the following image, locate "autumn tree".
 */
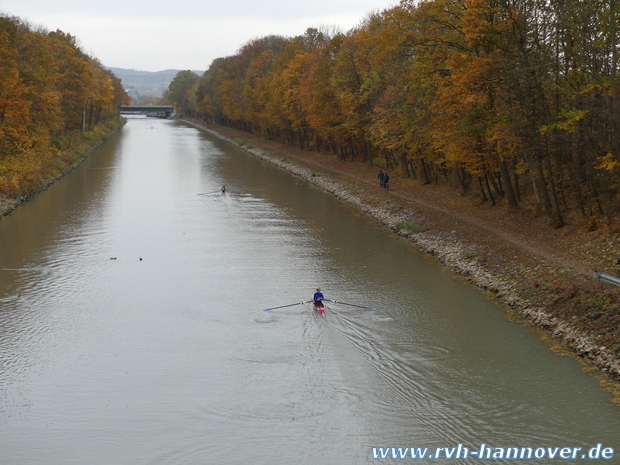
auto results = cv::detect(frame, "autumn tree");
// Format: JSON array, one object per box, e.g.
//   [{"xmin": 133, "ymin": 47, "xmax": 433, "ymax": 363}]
[
  {"xmin": 0, "ymin": 32, "xmax": 30, "ymax": 162},
  {"xmin": 165, "ymin": 70, "xmax": 199, "ymax": 116},
  {"xmin": 188, "ymin": 0, "xmax": 620, "ymax": 227},
  {"xmin": 0, "ymin": 14, "xmax": 127, "ymax": 199}
]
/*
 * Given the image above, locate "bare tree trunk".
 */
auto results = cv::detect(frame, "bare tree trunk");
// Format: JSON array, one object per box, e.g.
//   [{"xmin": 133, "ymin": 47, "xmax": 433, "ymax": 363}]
[
  {"xmin": 478, "ymin": 177, "xmax": 488, "ymax": 202},
  {"xmin": 420, "ymin": 159, "xmax": 431, "ymax": 184},
  {"xmin": 457, "ymin": 167, "xmax": 467, "ymax": 195},
  {"xmin": 544, "ymin": 148, "xmax": 565, "ymax": 227},
  {"xmin": 498, "ymin": 155, "xmax": 518, "ymax": 210},
  {"xmin": 484, "ymin": 176, "xmax": 496, "ymax": 206},
  {"xmin": 536, "ymin": 159, "xmax": 553, "ymax": 219}
]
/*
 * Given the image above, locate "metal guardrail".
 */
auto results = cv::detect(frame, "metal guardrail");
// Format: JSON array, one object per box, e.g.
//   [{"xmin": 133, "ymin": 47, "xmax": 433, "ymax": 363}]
[{"xmin": 594, "ymin": 271, "xmax": 620, "ymax": 287}]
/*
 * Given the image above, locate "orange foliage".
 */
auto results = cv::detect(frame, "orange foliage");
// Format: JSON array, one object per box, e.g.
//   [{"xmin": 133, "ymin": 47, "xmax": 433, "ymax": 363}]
[
  {"xmin": 0, "ymin": 15, "xmax": 128, "ymax": 200},
  {"xmin": 189, "ymin": 0, "xmax": 620, "ymax": 221}
]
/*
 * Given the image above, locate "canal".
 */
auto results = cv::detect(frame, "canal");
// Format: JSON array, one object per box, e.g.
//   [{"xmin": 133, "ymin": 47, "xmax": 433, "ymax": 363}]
[{"xmin": 0, "ymin": 118, "xmax": 618, "ymax": 463}]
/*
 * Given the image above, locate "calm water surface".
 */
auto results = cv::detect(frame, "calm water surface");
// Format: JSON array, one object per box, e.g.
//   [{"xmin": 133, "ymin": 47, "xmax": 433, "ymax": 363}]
[{"xmin": 0, "ymin": 118, "xmax": 618, "ymax": 464}]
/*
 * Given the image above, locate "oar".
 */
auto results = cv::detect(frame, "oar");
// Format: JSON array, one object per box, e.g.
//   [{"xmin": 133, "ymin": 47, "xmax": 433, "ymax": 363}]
[
  {"xmin": 324, "ymin": 299, "xmax": 376, "ymax": 311},
  {"xmin": 197, "ymin": 191, "xmax": 222, "ymax": 196},
  {"xmin": 263, "ymin": 301, "xmax": 312, "ymax": 311}
]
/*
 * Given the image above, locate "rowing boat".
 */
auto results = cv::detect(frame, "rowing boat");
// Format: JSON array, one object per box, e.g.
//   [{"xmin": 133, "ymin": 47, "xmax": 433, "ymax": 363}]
[
  {"xmin": 314, "ymin": 300, "xmax": 326, "ymax": 317},
  {"xmin": 262, "ymin": 299, "xmax": 375, "ymax": 314}
]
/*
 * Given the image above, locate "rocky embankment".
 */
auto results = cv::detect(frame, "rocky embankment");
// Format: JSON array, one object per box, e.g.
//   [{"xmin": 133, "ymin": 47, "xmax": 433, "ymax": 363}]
[{"xmin": 185, "ymin": 118, "xmax": 620, "ymax": 387}]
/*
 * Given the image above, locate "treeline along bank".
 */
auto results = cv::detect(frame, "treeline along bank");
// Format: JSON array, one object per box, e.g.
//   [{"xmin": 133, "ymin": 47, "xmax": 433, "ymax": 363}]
[
  {"xmin": 168, "ymin": 0, "xmax": 620, "ymax": 231},
  {"xmin": 0, "ymin": 14, "xmax": 128, "ymax": 204}
]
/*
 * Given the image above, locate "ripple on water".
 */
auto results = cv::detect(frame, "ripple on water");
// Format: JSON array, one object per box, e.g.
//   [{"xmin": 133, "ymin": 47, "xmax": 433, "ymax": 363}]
[{"xmin": 254, "ymin": 313, "xmax": 278, "ymax": 324}]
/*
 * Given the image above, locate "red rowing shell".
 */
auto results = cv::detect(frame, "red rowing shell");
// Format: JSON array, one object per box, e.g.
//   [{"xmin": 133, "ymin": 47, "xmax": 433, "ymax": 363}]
[{"xmin": 314, "ymin": 302, "xmax": 326, "ymax": 317}]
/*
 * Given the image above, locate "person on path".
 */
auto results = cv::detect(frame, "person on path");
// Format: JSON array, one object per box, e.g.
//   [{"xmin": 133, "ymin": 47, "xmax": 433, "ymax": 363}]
[
  {"xmin": 383, "ymin": 172, "xmax": 390, "ymax": 189},
  {"xmin": 378, "ymin": 170, "xmax": 385, "ymax": 188},
  {"xmin": 221, "ymin": 185, "xmax": 226, "ymax": 194}
]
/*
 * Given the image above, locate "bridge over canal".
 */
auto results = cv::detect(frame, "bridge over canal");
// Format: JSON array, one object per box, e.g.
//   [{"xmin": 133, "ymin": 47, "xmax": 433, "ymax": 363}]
[{"xmin": 120, "ymin": 105, "xmax": 174, "ymax": 118}]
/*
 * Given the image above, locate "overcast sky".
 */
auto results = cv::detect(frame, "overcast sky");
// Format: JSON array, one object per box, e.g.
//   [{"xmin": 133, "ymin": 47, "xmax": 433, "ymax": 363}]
[{"xmin": 0, "ymin": 0, "xmax": 398, "ymax": 72}]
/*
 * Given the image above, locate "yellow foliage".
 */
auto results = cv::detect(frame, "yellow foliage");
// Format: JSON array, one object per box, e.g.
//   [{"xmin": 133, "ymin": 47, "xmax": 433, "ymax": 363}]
[
  {"xmin": 540, "ymin": 109, "xmax": 588, "ymax": 134},
  {"xmin": 595, "ymin": 153, "xmax": 620, "ymax": 172}
]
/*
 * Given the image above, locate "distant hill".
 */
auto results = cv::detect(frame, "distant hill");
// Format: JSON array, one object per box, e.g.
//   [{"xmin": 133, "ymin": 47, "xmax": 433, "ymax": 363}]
[{"xmin": 107, "ymin": 68, "xmax": 203, "ymax": 98}]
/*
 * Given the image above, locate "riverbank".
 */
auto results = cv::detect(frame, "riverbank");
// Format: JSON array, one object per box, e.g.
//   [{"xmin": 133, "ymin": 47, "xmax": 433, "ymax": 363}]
[
  {"xmin": 0, "ymin": 118, "xmax": 126, "ymax": 219},
  {"xmin": 184, "ymin": 117, "xmax": 620, "ymax": 396}
]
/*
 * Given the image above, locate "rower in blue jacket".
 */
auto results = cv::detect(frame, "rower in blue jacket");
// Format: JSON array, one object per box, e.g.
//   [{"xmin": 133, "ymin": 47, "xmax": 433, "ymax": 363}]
[{"xmin": 313, "ymin": 287, "xmax": 324, "ymax": 307}]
